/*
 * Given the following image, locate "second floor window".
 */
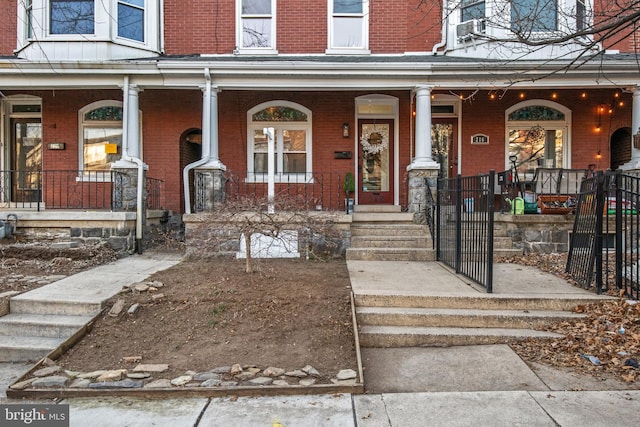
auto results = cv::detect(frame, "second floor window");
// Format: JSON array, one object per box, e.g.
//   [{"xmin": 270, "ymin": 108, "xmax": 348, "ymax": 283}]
[
  {"xmin": 511, "ymin": 0, "xmax": 558, "ymax": 33},
  {"xmin": 461, "ymin": 0, "xmax": 485, "ymax": 22},
  {"xmin": 329, "ymin": 0, "xmax": 368, "ymax": 51},
  {"xmin": 576, "ymin": 0, "xmax": 586, "ymax": 32},
  {"xmin": 118, "ymin": 0, "xmax": 144, "ymax": 42},
  {"xmin": 240, "ymin": 0, "xmax": 275, "ymax": 50},
  {"xmin": 50, "ymin": 0, "xmax": 95, "ymax": 35}
]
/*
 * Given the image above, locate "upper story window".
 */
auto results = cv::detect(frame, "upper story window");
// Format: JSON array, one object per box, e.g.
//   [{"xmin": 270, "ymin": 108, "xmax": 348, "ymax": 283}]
[
  {"xmin": 79, "ymin": 102, "xmax": 124, "ymax": 172},
  {"xmin": 118, "ymin": 0, "xmax": 145, "ymax": 42},
  {"xmin": 247, "ymin": 102, "xmax": 312, "ymax": 182},
  {"xmin": 576, "ymin": 0, "xmax": 586, "ymax": 32},
  {"xmin": 50, "ymin": 0, "xmax": 95, "ymax": 35},
  {"xmin": 328, "ymin": 0, "xmax": 369, "ymax": 53},
  {"xmin": 461, "ymin": 0, "xmax": 486, "ymax": 22},
  {"xmin": 237, "ymin": 0, "xmax": 276, "ymax": 53},
  {"xmin": 17, "ymin": 1, "xmax": 159, "ymax": 60},
  {"xmin": 511, "ymin": 0, "xmax": 558, "ymax": 33}
]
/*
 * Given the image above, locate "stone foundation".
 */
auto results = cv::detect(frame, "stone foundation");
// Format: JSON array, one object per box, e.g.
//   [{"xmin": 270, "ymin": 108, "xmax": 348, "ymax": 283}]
[{"xmin": 495, "ymin": 213, "xmax": 576, "ymax": 253}]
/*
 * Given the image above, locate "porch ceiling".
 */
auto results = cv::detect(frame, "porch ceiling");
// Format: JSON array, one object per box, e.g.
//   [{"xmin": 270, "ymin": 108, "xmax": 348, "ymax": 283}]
[{"xmin": 0, "ymin": 53, "xmax": 639, "ymax": 91}]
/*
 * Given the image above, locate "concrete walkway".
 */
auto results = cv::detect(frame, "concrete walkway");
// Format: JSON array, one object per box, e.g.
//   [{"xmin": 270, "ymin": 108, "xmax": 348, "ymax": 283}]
[{"xmin": 2, "ymin": 257, "xmax": 639, "ymax": 426}]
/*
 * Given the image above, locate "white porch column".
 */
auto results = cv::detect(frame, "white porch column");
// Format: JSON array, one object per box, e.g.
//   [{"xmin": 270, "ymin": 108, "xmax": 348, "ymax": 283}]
[
  {"xmin": 406, "ymin": 85, "xmax": 440, "ymax": 216},
  {"xmin": 126, "ymin": 84, "xmax": 141, "ymax": 159},
  {"xmin": 408, "ymin": 85, "xmax": 440, "ymax": 170},
  {"xmin": 200, "ymin": 84, "xmax": 226, "ymax": 170},
  {"xmin": 620, "ymin": 85, "xmax": 640, "ymax": 170}
]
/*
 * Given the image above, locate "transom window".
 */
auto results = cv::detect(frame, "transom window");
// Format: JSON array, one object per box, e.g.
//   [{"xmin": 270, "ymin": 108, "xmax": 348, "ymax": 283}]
[
  {"xmin": 79, "ymin": 102, "xmax": 123, "ymax": 172},
  {"xmin": 50, "ymin": 0, "xmax": 95, "ymax": 35},
  {"xmin": 237, "ymin": 0, "xmax": 276, "ymax": 52},
  {"xmin": 506, "ymin": 101, "xmax": 570, "ymax": 178},
  {"xmin": 247, "ymin": 102, "xmax": 312, "ymax": 181},
  {"xmin": 328, "ymin": 0, "xmax": 369, "ymax": 52},
  {"xmin": 511, "ymin": 0, "xmax": 558, "ymax": 33}
]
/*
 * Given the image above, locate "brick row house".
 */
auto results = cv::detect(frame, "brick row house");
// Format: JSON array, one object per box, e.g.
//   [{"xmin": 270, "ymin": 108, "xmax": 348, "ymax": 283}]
[{"xmin": 0, "ymin": 1, "xmax": 639, "ymax": 253}]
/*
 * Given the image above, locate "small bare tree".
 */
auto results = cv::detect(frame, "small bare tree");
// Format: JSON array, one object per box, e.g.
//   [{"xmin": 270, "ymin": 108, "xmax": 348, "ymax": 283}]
[{"xmin": 191, "ymin": 192, "xmax": 346, "ymax": 273}]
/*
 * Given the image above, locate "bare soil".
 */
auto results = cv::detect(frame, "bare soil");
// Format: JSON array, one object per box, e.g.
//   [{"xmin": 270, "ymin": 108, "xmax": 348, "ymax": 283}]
[{"xmin": 55, "ymin": 256, "xmax": 357, "ymax": 382}]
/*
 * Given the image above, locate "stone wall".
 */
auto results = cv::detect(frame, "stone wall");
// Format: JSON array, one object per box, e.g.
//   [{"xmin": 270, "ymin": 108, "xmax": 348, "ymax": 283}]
[
  {"xmin": 495, "ymin": 213, "xmax": 575, "ymax": 253},
  {"xmin": 183, "ymin": 212, "xmax": 351, "ymax": 259}
]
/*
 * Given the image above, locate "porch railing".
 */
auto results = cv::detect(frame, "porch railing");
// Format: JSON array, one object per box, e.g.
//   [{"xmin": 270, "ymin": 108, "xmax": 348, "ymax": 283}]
[
  {"xmin": 199, "ymin": 171, "xmax": 347, "ymax": 212},
  {"xmin": 0, "ymin": 170, "xmax": 163, "ymax": 211},
  {"xmin": 437, "ymin": 171, "xmax": 496, "ymax": 292}
]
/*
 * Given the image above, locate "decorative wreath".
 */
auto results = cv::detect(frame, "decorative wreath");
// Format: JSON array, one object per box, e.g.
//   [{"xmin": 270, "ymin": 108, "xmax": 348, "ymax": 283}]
[{"xmin": 360, "ymin": 128, "xmax": 389, "ymax": 155}]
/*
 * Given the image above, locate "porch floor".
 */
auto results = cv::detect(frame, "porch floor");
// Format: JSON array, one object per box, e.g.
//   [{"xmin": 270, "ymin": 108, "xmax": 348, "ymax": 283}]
[{"xmin": 347, "ymin": 260, "xmax": 608, "ymax": 300}]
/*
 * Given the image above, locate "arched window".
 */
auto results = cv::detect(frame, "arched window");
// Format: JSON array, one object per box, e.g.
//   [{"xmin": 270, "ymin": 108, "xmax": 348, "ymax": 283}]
[
  {"xmin": 506, "ymin": 100, "xmax": 571, "ymax": 178},
  {"xmin": 79, "ymin": 101, "xmax": 123, "ymax": 172},
  {"xmin": 247, "ymin": 101, "xmax": 312, "ymax": 181}
]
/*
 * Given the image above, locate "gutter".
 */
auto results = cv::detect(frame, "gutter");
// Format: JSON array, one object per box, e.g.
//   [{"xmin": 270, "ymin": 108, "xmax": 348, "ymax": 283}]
[
  {"xmin": 122, "ymin": 76, "xmax": 146, "ymax": 254},
  {"xmin": 432, "ymin": 1, "xmax": 448, "ymax": 55},
  {"xmin": 182, "ymin": 68, "xmax": 212, "ymax": 214}
]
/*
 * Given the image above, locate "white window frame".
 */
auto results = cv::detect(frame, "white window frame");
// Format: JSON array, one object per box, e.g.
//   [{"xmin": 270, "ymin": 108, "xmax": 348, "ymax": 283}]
[
  {"xmin": 78, "ymin": 100, "xmax": 124, "ymax": 181},
  {"xmin": 17, "ymin": 1, "xmax": 159, "ymax": 53},
  {"xmin": 235, "ymin": 0, "xmax": 278, "ymax": 55},
  {"xmin": 326, "ymin": 0, "xmax": 370, "ymax": 54},
  {"xmin": 505, "ymin": 100, "xmax": 571, "ymax": 180},
  {"xmin": 246, "ymin": 101, "xmax": 312, "ymax": 183}
]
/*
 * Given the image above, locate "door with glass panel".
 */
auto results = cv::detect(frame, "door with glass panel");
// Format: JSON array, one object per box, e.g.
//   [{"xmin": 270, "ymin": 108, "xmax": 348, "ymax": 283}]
[
  {"xmin": 11, "ymin": 118, "xmax": 42, "ymax": 202},
  {"xmin": 432, "ymin": 119, "xmax": 457, "ymax": 180},
  {"xmin": 358, "ymin": 119, "xmax": 394, "ymax": 204}
]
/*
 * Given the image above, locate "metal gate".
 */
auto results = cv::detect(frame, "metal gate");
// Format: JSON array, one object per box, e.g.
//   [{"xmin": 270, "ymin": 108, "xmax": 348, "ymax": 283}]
[
  {"xmin": 437, "ymin": 171, "xmax": 496, "ymax": 292},
  {"xmin": 566, "ymin": 171, "xmax": 640, "ymax": 300}
]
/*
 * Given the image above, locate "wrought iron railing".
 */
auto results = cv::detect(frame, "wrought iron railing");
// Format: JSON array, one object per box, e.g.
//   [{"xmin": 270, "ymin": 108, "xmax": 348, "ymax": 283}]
[
  {"xmin": 423, "ymin": 177, "xmax": 436, "ymax": 248},
  {"xmin": 437, "ymin": 171, "xmax": 496, "ymax": 292},
  {"xmin": 566, "ymin": 171, "xmax": 639, "ymax": 300},
  {"xmin": 195, "ymin": 171, "xmax": 348, "ymax": 212},
  {"xmin": 0, "ymin": 170, "xmax": 163, "ymax": 212}
]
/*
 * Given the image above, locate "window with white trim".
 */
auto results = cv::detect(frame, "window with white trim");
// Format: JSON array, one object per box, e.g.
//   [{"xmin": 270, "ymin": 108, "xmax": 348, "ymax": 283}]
[
  {"xmin": 506, "ymin": 101, "xmax": 570, "ymax": 179},
  {"xmin": 328, "ymin": 0, "xmax": 369, "ymax": 52},
  {"xmin": 50, "ymin": 0, "xmax": 95, "ymax": 35},
  {"xmin": 511, "ymin": 0, "xmax": 558, "ymax": 33},
  {"xmin": 461, "ymin": 0, "xmax": 486, "ymax": 22},
  {"xmin": 247, "ymin": 102, "xmax": 312, "ymax": 181},
  {"xmin": 17, "ymin": 1, "xmax": 159, "ymax": 59},
  {"xmin": 237, "ymin": 0, "xmax": 276, "ymax": 52},
  {"xmin": 79, "ymin": 102, "xmax": 123, "ymax": 172}
]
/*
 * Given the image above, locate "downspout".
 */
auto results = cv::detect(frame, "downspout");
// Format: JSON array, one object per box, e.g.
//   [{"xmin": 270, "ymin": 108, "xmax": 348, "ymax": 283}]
[
  {"xmin": 183, "ymin": 68, "xmax": 212, "ymax": 214},
  {"xmin": 121, "ymin": 76, "xmax": 146, "ymax": 254},
  {"xmin": 431, "ymin": 1, "xmax": 448, "ymax": 55}
]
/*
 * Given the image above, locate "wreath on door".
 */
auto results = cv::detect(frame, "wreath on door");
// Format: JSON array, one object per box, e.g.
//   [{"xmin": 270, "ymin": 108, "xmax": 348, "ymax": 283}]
[{"xmin": 360, "ymin": 128, "xmax": 389, "ymax": 155}]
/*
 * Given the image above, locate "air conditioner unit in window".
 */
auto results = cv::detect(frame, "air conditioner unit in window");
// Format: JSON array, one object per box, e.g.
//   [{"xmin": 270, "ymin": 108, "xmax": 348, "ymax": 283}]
[{"xmin": 456, "ymin": 19, "xmax": 486, "ymax": 41}]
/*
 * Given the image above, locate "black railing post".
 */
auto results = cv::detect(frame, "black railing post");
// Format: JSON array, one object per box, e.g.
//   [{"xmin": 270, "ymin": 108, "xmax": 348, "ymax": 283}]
[
  {"xmin": 436, "ymin": 179, "xmax": 441, "ymax": 260},
  {"xmin": 486, "ymin": 170, "xmax": 496, "ymax": 293},
  {"xmin": 615, "ymin": 171, "xmax": 623, "ymax": 292},
  {"xmin": 455, "ymin": 174, "xmax": 462, "ymax": 274},
  {"xmin": 595, "ymin": 171, "xmax": 605, "ymax": 294}
]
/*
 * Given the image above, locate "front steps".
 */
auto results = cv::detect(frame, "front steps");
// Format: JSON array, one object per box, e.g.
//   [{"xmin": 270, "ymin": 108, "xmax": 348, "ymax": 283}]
[
  {"xmin": 355, "ymin": 293, "xmax": 588, "ymax": 347},
  {"xmin": 346, "ymin": 206, "xmax": 435, "ymax": 262},
  {"xmin": 0, "ymin": 301, "xmax": 96, "ymax": 362}
]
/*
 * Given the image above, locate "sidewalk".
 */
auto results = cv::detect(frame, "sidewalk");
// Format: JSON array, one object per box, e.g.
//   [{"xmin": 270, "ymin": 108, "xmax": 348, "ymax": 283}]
[{"xmin": 1, "ymin": 257, "xmax": 639, "ymax": 426}]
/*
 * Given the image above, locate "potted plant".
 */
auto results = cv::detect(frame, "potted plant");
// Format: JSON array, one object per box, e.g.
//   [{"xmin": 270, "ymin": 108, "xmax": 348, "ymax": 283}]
[{"xmin": 344, "ymin": 172, "xmax": 355, "ymax": 213}]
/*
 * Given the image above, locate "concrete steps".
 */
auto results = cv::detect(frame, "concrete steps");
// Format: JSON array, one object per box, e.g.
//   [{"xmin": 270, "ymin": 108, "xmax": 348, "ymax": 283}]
[
  {"xmin": 347, "ymin": 207, "xmax": 434, "ymax": 262},
  {"xmin": 355, "ymin": 293, "xmax": 588, "ymax": 348},
  {"xmin": 0, "ymin": 296, "xmax": 100, "ymax": 362}
]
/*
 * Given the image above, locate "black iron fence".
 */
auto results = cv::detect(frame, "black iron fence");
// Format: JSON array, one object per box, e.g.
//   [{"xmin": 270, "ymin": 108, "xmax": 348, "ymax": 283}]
[
  {"xmin": 566, "ymin": 171, "xmax": 640, "ymax": 300},
  {"xmin": 219, "ymin": 171, "xmax": 347, "ymax": 212},
  {"xmin": 437, "ymin": 171, "xmax": 496, "ymax": 292},
  {"xmin": 0, "ymin": 170, "xmax": 163, "ymax": 211}
]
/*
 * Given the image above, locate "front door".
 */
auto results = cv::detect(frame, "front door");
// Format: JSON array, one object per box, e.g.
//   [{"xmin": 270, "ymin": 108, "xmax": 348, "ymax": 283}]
[
  {"xmin": 358, "ymin": 119, "xmax": 394, "ymax": 204},
  {"xmin": 432, "ymin": 119, "xmax": 457, "ymax": 180},
  {"xmin": 10, "ymin": 118, "xmax": 42, "ymax": 202}
]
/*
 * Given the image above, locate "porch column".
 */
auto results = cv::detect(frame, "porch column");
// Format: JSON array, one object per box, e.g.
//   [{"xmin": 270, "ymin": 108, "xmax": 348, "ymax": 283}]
[
  {"xmin": 194, "ymin": 83, "xmax": 227, "ymax": 212},
  {"xmin": 407, "ymin": 85, "xmax": 440, "ymax": 219},
  {"xmin": 620, "ymin": 85, "xmax": 640, "ymax": 170}
]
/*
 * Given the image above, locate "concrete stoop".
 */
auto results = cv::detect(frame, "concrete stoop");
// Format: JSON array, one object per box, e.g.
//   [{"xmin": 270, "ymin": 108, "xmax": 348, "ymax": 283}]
[
  {"xmin": 347, "ymin": 209, "xmax": 435, "ymax": 262},
  {"xmin": 355, "ymin": 294, "xmax": 589, "ymax": 347},
  {"xmin": 0, "ymin": 302, "xmax": 97, "ymax": 362}
]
